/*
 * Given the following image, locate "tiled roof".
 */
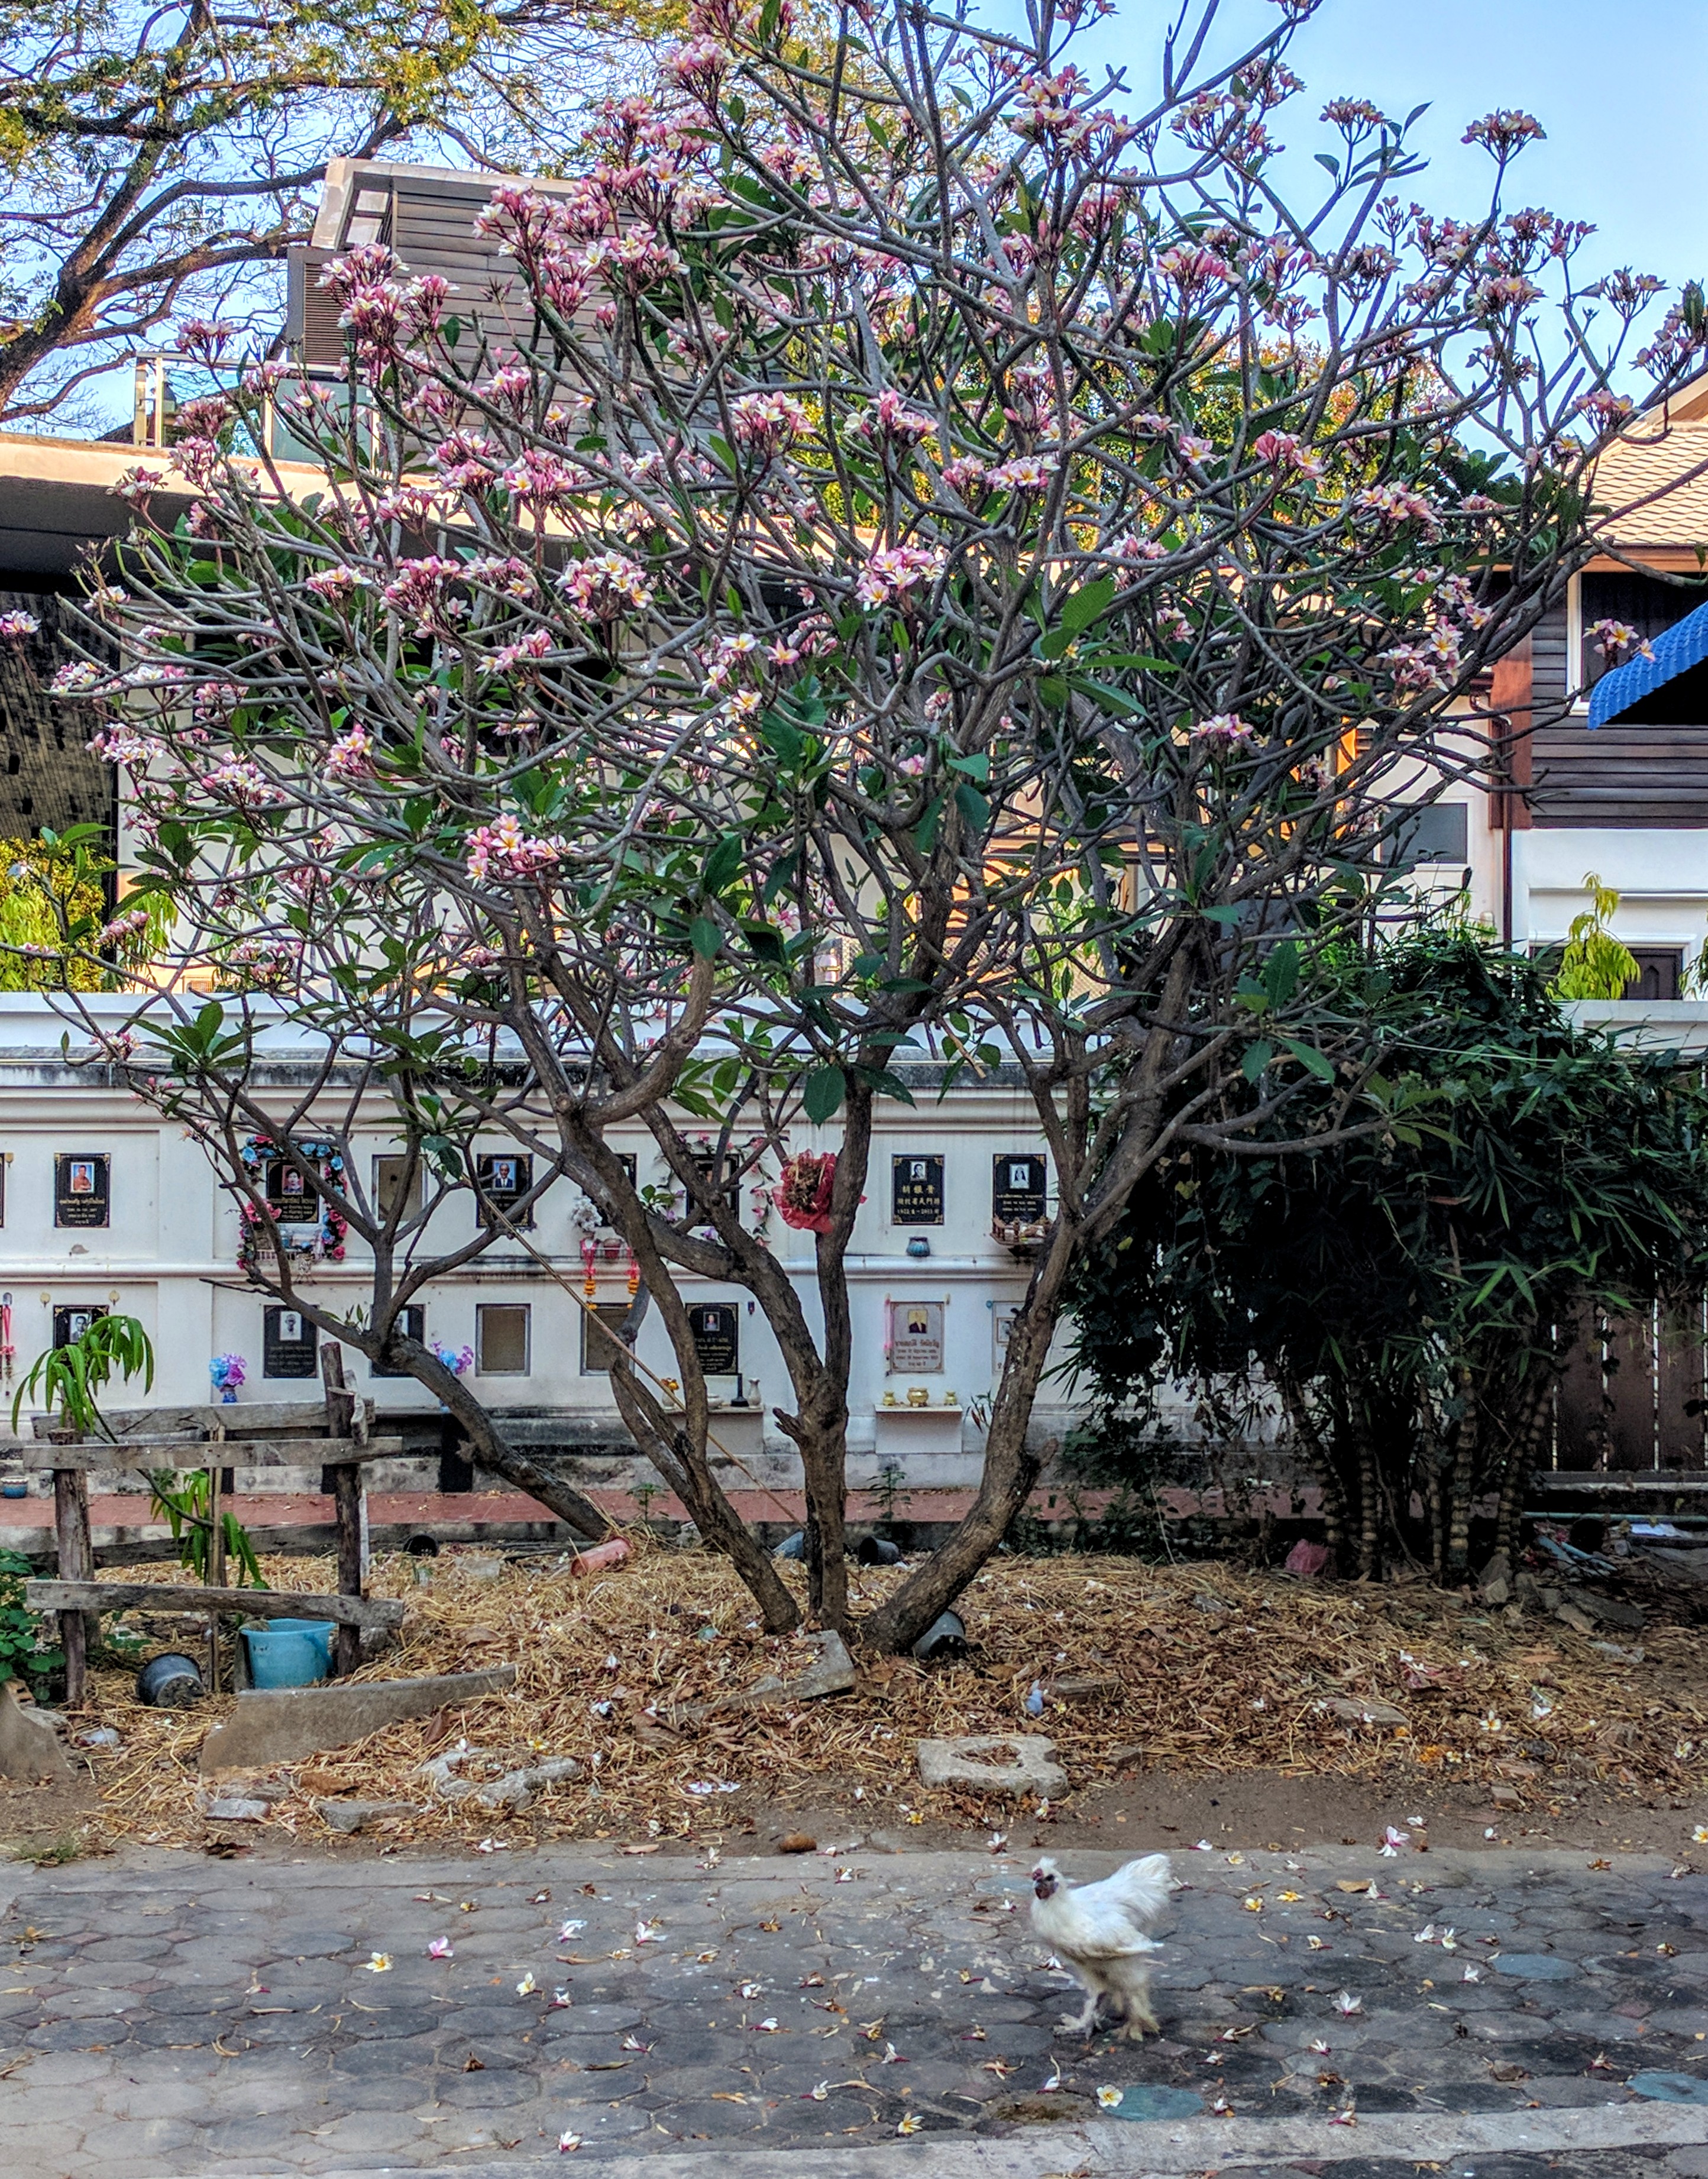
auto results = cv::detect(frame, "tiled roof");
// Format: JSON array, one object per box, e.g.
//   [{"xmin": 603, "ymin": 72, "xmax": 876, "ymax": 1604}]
[{"xmin": 1591, "ymin": 422, "xmax": 1708, "ymax": 547}]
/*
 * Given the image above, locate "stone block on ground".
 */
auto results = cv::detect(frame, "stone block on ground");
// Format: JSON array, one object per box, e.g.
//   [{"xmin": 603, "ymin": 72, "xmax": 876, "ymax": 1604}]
[
  {"xmin": 1319, "ymin": 1695, "xmax": 1408, "ymax": 1727},
  {"xmin": 313, "ymin": 1796, "xmax": 424, "ymax": 1834},
  {"xmin": 198, "ymin": 1666, "xmax": 516, "ymax": 1771},
  {"xmin": 416, "ymin": 1742, "xmax": 581, "ymax": 1812},
  {"xmin": 1045, "ymin": 1673, "xmax": 1120, "ymax": 1705},
  {"xmin": 0, "ymin": 1682, "xmax": 72, "ymax": 1783},
  {"xmin": 917, "ymin": 1732, "xmax": 1066, "ymax": 1795},
  {"xmin": 687, "ymin": 1630, "xmax": 855, "ymax": 1718}
]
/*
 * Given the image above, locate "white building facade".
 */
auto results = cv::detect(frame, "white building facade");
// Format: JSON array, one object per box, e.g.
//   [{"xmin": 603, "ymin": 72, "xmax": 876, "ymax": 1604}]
[{"xmin": 0, "ymin": 991, "xmax": 1081, "ymax": 1489}]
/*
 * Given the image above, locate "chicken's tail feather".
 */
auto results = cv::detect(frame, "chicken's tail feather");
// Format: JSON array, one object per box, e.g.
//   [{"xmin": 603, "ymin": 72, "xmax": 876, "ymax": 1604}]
[{"xmin": 1102, "ymin": 1853, "xmax": 1173, "ymax": 1925}]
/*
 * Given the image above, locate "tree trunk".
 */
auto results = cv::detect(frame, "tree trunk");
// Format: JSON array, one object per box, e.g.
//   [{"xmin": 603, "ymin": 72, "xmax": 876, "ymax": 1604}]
[
  {"xmin": 607, "ymin": 1363, "xmax": 801, "ymax": 1633},
  {"xmin": 434, "ymin": 1367, "xmax": 614, "ymax": 1542},
  {"xmin": 1279, "ymin": 1373, "xmax": 1347, "ymax": 1573},
  {"xmin": 1444, "ymin": 1365, "xmax": 1477, "ymax": 1577},
  {"xmin": 1353, "ymin": 1405, "xmax": 1380, "ymax": 1580}
]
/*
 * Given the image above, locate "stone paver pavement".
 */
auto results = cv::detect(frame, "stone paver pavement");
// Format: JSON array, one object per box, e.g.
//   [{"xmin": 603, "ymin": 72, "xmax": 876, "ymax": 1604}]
[{"xmin": 5, "ymin": 1838, "xmax": 1708, "ymax": 2173}]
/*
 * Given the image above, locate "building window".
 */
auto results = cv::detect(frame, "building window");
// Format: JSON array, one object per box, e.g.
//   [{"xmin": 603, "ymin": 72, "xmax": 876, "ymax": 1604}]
[
  {"xmin": 371, "ymin": 1304, "xmax": 426, "ymax": 1377},
  {"xmin": 1625, "ymin": 947, "xmax": 1684, "ymax": 1001},
  {"xmin": 476, "ymin": 1302, "xmax": 530, "ymax": 1375},
  {"xmin": 1386, "ymin": 803, "xmax": 1469, "ymax": 871},
  {"xmin": 1575, "ymin": 570, "xmax": 1705, "ymax": 694},
  {"xmin": 373, "ymin": 1155, "xmax": 423, "ymax": 1224},
  {"xmin": 580, "ymin": 1303, "xmax": 632, "ymax": 1375}
]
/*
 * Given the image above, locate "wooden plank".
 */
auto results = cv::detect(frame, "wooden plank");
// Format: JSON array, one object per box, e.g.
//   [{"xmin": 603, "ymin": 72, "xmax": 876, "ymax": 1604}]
[
  {"xmin": 53, "ymin": 1470, "xmax": 92, "ymax": 1707},
  {"xmin": 1555, "ymin": 1303, "xmax": 1606, "ymax": 1470},
  {"xmin": 1535, "ymin": 1472, "xmax": 1708, "ymax": 1493},
  {"xmin": 1606, "ymin": 1304, "xmax": 1657, "ymax": 1472},
  {"xmin": 24, "ymin": 1580, "xmax": 405, "ymax": 1631},
  {"xmin": 1659, "ymin": 1295, "xmax": 1707, "ymax": 1469},
  {"xmin": 322, "ymin": 1346, "xmax": 363, "ymax": 1679},
  {"xmin": 35, "ymin": 1437, "xmax": 405, "ymax": 1472}
]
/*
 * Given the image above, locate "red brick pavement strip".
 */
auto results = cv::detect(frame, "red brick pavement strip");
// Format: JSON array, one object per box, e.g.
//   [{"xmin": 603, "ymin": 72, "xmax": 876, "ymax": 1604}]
[{"xmin": 0, "ymin": 1480, "xmax": 1324, "ymax": 1555}]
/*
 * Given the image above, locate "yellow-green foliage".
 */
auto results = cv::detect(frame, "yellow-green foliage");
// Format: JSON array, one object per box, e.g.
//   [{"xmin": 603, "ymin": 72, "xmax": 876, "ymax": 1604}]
[
  {"xmin": 0, "ymin": 838, "xmax": 106, "ymax": 990},
  {"xmin": 1552, "ymin": 872, "xmax": 1640, "ymax": 1001}
]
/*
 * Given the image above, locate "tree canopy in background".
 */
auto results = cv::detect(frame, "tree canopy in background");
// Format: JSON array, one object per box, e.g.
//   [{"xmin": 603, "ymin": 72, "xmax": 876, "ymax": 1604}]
[
  {"xmin": 1070, "ymin": 925, "xmax": 1708, "ymax": 1579},
  {"xmin": 0, "ymin": 0, "xmax": 671, "ymax": 428}
]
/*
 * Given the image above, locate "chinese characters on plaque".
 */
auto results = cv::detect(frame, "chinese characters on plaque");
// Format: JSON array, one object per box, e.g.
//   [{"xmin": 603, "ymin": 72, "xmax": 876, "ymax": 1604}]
[
  {"xmin": 54, "ymin": 1153, "xmax": 110, "ymax": 1228},
  {"xmin": 891, "ymin": 1153, "xmax": 944, "ymax": 1225},
  {"xmin": 888, "ymin": 1299, "xmax": 944, "ymax": 1373}
]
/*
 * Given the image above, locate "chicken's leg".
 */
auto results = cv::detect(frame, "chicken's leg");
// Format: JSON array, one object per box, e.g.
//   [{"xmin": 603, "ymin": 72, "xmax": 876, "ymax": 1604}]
[{"xmin": 1057, "ymin": 1980, "xmax": 1101, "ymax": 2036}]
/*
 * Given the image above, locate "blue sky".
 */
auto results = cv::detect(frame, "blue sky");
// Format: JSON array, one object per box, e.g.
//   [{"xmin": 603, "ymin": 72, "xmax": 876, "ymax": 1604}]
[{"xmin": 1064, "ymin": 0, "xmax": 1708, "ymax": 294}]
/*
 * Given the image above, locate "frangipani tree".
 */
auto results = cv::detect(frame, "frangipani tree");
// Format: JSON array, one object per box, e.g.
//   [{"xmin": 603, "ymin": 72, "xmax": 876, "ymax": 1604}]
[{"xmin": 37, "ymin": 0, "xmax": 1707, "ymax": 1646}]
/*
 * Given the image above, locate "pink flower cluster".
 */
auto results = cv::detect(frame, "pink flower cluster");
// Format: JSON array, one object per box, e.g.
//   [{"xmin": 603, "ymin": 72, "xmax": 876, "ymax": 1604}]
[
  {"xmin": 200, "ymin": 760, "xmax": 285, "ymax": 809},
  {"xmin": 325, "ymin": 724, "xmax": 376, "ymax": 780},
  {"xmin": 730, "ymin": 390, "xmax": 813, "ymax": 455},
  {"xmin": 1250, "ymin": 430, "xmax": 1324, "ymax": 479},
  {"xmin": 381, "ymin": 557, "xmax": 466, "ymax": 634},
  {"xmin": 560, "ymin": 552, "xmax": 654, "ymax": 618},
  {"xmin": 465, "ymin": 817, "xmax": 564, "ymax": 883},
  {"xmin": 855, "ymin": 544, "xmax": 946, "ymax": 609},
  {"xmin": 1192, "ymin": 714, "xmax": 1254, "ymax": 749}
]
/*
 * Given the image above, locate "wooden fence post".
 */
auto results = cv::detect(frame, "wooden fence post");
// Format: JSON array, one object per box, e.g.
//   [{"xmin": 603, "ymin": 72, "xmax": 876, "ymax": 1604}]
[
  {"xmin": 52, "ymin": 1460, "xmax": 92, "ymax": 1707},
  {"xmin": 206, "ymin": 1419, "xmax": 227, "ymax": 1693},
  {"xmin": 321, "ymin": 1345, "xmax": 364, "ymax": 1679}
]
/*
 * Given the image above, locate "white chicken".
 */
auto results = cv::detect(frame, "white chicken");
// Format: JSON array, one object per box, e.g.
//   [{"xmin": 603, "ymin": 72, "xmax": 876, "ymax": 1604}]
[{"xmin": 1030, "ymin": 1853, "xmax": 1171, "ymax": 2039}]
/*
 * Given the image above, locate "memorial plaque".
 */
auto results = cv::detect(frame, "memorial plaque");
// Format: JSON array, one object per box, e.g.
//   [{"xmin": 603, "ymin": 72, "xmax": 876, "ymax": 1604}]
[
  {"xmin": 477, "ymin": 1152, "xmax": 533, "ymax": 1228},
  {"xmin": 263, "ymin": 1304, "xmax": 319, "ymax": 1378},
  {"xmin": 264, "ymin": 1151, "xmax": 321, "ymax": 1223},
  {"xmin": 54, "ymin": 1152, "xmax": 110, "ymax": 1229},
  {"xmin": 891, "ymin": 1153, "xmax": 944, "ymax": 1226},
  {"xmin": 370, "ymin": 1304, "xmax": 425, "ymax": 1378},
  {"xmin": 687, "ymin": 1302, "xmax": 740, "ymax": 1376},
  {"xmin": 993, "ymin": 1154, "xmax": 1047, "ymax": 1223},
  {"xmin": 889, "ymin": 1299, "xmax": 944, "ymax": 1373},
  {"xmin": 52, "ymin": 1303, "xmax": 106, "ymax": 1349}
]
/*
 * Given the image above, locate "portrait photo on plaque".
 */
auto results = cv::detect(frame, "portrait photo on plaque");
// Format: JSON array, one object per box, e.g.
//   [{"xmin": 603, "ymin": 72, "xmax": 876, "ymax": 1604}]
[
  {"xmin": 52, "ymin": 1302, "xmax": 106, "ymax": 1349},
  {"xmin": 687, "ymin": 1301, "xmax": 740, "ymax": 1375},
  {"xmin": 263, "ymin": 1304, "xmax": 319, "ymax": 1378},
  {"xmin": 264, "ymin": 1151, "xmax": 320, "ymax": 1219},
  {"xmin": 891, "ymin": 1153, "xmax": 944, "ymax": 1226},
  {"xmin": 888, "ymin": 1298, "xmax": 944, "ymax": 1372},
  {"xmin": 992, "ymin": 1153, "xmax": 1047, "ymax": 1222},
  {"xmin": 477, "ymin": 1151, "xmax": 533, "ymax": 1226},
  {"xmin": 54, "ymin": 1152, "xmax": 110, "ymax": 1228}
]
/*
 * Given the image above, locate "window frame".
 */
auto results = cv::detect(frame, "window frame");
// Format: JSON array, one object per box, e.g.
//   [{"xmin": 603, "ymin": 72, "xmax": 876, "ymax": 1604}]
[{"xmin": 475, "ymin": 1301, "xmax": 532, "ymax": 1376}]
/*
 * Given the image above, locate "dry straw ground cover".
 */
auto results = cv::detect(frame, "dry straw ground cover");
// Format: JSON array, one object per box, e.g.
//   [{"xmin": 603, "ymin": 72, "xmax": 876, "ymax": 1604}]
[{"xmin": 64, "ymin": 1541, "xmax": 1708, "ymax": 1850}]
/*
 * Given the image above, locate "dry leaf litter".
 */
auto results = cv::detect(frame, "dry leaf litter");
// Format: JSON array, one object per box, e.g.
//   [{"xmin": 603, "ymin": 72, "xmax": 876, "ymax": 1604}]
[{"xmin": 55, "ymin": 1538, "xmax": 1707, "ymax": 1849}]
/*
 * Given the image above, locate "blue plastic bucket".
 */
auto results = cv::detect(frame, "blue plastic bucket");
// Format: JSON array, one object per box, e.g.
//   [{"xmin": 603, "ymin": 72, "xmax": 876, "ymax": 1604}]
[{"xmin": 242, "ymin": 1619, "xmax": 336, "ymax": 1688}]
